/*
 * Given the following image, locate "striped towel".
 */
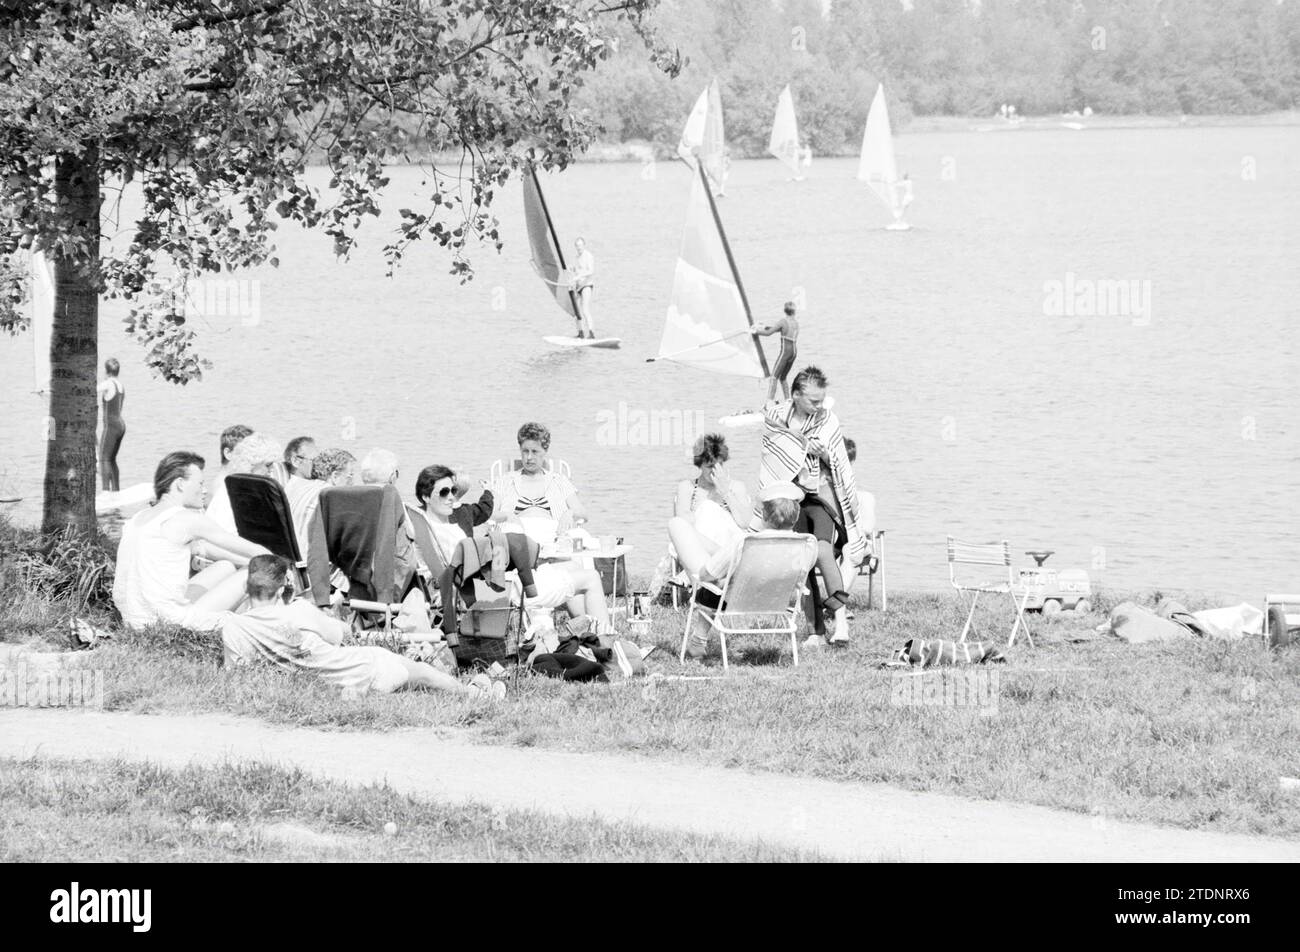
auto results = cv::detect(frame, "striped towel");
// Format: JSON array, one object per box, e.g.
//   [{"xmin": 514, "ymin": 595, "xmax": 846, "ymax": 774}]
[
  {"xmin": 893, "ymin": 638, "xmax": 1006, "ymax": 667},
  {"xmin": 753, "ymin": 401, "xmax": 866, "ymax": 565}
]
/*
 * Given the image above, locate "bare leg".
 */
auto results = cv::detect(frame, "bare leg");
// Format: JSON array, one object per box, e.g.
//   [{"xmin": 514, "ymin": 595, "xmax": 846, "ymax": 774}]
[
  {"xmin": 190, "ymin": 566, "xmax": 249, "ymax": 615},
  {"xmin": 667, "ymin": 516, "xmax": 720, "ymax": 579},
  {"xmin": 576, "ymin": 286, "xmax": 595, "ymax": 337},
  {"xmin": 186, "ymin": 561, "xmax": 237, "ymax": 601},
  {"xmin": 394, "ymin": 656, "xmax": 475, "ymax": 695},
  {"xmin": 565, "ymin": 564, "xmax": 609, "ymax": 629}
]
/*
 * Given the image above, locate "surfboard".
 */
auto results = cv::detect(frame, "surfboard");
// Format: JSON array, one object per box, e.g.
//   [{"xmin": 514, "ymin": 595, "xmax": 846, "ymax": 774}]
[
  {"xmin": 95, "ymin": 481, "xmax": 154, "ymax": 514},
  {"xmin": 543, "ymin": 335, "xmax": 621, "ymax": 350},
  {"xmin": 722, "ymin": 395, "xmax": 834, "ymax": 427}
]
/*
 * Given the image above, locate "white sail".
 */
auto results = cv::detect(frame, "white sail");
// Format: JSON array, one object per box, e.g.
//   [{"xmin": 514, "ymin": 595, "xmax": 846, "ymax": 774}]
[
  {"xmin": 858, "ymin": 83, "xmax": 912, "ymax": 220},
  {"xmin": 657, "ymin": 168, "xmax": 763, "ymax": 378},
  {"xmin": 677, "ymin": 80, "xmax": 727, "ymax": 196},
  {"xmin": 30, "ymin": 246, "xmax": 53, "ymax": 394},
  {"xmin": 522, "ymin": 166, "xmax": 578, "ymax": 320},
  {"xmin": 677, "ymin": 87, "xmax": 709, "ymax": 164},
  {"xmin": 769, "ymin": 85, "xmax": 802, "ymax": 177}
]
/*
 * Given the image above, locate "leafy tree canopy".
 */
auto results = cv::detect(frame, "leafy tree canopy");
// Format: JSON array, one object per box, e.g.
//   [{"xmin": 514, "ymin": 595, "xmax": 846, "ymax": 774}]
[{"xmin": 0, "ymin": 0, "xmax": 679, "ymax": 382}]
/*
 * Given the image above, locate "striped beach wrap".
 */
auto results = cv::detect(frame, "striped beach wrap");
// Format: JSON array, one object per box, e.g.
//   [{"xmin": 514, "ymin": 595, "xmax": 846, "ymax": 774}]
[
  {"xmin": 753, "ymin": 401, "xmax": 867, "ymax": 566},
  {"xmin": 893, "ymin": 638, "xmax": 1006, "ymax": 667}
]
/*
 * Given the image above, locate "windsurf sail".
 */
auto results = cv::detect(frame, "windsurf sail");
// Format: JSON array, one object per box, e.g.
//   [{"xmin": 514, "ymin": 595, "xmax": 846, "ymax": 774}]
[
  {"xmin": 656, "ymin": 164, "xmax": 768, "ymax": 379},
  {"xmin": 522, "ymin": 164, "xmax": 579, "ymax": 320},
  {"xmin": 769, "ymin": 85, "xmax": 803, "ymax": 178},
  {"xmin": 677, "ymin": 80, "xmax": 728, "ymax": 196},
  {"xmin": 30, "ymin": 245, "xmax": 53, "ymax": 394},
  {"xmin": 858, "ymin": 83, "xmax": 912, "ymax": 221}
]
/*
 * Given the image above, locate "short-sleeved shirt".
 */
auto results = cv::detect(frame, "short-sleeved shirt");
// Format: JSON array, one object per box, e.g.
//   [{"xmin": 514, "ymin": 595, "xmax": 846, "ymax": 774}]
[{"xmin": 220, "ymin": 600, "xmax": 407, "ymax": 694}]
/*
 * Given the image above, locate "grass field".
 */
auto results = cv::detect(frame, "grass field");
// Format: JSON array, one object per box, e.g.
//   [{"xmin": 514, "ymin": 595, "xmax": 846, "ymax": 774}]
[
  {"xmin": 6, "ymin": 583, "xmax": 1297, "ymax": 841},
  {"xmin": 0, "ymin": 756, "xmax": 818, "ymax": 862}
]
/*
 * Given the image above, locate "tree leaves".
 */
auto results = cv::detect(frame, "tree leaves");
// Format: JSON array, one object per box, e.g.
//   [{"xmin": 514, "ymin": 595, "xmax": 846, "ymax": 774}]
[{"xmin": 0, "ymin": 0, "xmax": 671, "ymax": 380}]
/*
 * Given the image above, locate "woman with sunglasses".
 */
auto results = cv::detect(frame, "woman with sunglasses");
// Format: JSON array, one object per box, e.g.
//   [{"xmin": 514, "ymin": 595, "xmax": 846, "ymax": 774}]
[
  {"xmin": 413, "ymin": 464, "xmax": 495, "ymax": 566},
  {"xmin": 416, "ymin": 463, "xmax": 612, "ymax": 632}
]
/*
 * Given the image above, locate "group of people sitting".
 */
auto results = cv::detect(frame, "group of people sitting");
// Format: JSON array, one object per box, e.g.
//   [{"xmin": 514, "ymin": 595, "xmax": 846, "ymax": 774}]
[
  {"xmin": 111, "ymin": 421, "xmax": 616, "ymax": 698},
  {"xmin": 664, "ymin": 365, "xmax": 876, "ymax": 652},
  {"xmin": 109, "ymin": 362, "xmax": 874, "ymax": 694}
]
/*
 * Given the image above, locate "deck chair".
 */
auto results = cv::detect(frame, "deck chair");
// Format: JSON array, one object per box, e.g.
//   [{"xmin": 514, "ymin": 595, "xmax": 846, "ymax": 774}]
[
  {"xmin": 408, "ymin": 505, "xmax": 532, "ymax": 668},
  {"xmin": 226, "ymin": 473, "xmax": 309, "ymax": 593},
  {"xmin": 947, "ymin": 536, "xmax": 1034, "ymax": 647},
  {"xmin": 308, "ymin": 485, "xmax": 429, "ymax": 632},
  {"xmin": 680, "ymin": 532, "xmax": 818, "ymax": 672},
  {"xmin": 488, "ymin": 457, "xmax": 572, "ymax": 484},
  {"xmin": 858, "ymin": 529, "xmax": 888, "ymax": 610},
  {"xmin": 807, "ymin": 529, "xmax": 888, "ymax": 619}
]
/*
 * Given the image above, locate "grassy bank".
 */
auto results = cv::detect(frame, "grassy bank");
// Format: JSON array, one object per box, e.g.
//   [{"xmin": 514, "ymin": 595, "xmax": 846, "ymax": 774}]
[
  {"xmin": 0, "ymin": 757, "xmax": 817, "ymax": 862},
  {"xmin": 4, "ymin": 518, "xmax": 1297, "ymax": 841}
]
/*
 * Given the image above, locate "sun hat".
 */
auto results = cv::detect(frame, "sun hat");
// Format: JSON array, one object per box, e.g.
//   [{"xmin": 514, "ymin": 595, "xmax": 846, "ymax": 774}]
[{"xmin": 757, "ymin": 481, "xmax": 804, "ymax": 502}]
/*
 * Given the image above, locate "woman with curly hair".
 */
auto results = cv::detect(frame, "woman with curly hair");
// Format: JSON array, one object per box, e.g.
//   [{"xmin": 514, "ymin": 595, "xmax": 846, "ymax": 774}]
[
  {"xmin": 491, "ymin": 422, "xmax": 586, "ymax": 538},
  {"xmin": 205, "ymin": 432, "xmax": 283, "ymax": 533},
  {"xmin": 674, "ymin": 432, "xmax": 751, "ymax": 546}
]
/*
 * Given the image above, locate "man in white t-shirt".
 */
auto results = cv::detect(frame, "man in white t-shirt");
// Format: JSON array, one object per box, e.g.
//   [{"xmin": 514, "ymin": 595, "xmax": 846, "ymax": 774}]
[{"xmin": 220, "ymin": 555, "xmax": 502, "ymax": 698}]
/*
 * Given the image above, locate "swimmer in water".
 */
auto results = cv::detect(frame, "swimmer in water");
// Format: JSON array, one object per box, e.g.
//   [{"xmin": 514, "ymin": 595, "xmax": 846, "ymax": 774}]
[{"xmin": 97, "ymin": 357, "xmax": 126, "ymax": 492}]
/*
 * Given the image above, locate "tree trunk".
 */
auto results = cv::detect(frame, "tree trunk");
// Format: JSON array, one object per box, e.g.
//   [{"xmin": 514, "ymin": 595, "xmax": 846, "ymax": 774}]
[{"xmin": 41, "ymin": 145, "xmax": 101, "ymax": 537}]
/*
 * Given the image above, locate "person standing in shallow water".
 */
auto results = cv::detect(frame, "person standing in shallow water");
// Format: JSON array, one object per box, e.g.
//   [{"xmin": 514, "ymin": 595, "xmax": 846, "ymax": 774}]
[
  {"xmin": 753, "ymin": 301, "xmax": 799, "ymax": 404},
  {"xmin": 97, "ymin": 357, "xmax": 126, "ymax": 492}
]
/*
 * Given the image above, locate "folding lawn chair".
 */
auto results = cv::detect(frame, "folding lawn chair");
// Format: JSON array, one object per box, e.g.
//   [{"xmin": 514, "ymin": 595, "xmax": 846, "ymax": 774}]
[
  {"xmin": 408, "ymin": 505, "xmax": 532, "ymax": 669},
  {"xmin": 679, "ymin": 532, "xmax": 818, "ymax": 672},
  {"xmin": 947, "ymin": 536, "xmax": 1034, "ymax": 647},
  {"xmin": 226, "ymin": 473, "xmax": 309, "ymax": 593},
  {"xmin": 488, "ymin": 457, "xmax": 572, "ymax": 485},
  {"xmin": 307, "ymin": 485, "xmax": 431, "ymax": 632},
  {"xmin": 858, "ymin": 529, "xmax": 888, "ymax": 610}
]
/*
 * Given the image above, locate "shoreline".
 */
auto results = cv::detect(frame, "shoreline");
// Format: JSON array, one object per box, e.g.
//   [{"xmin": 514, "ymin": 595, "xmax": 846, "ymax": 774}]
[
  {"xmin": 555, "ymin": 110, "xmax": 1300, "ymax": 163},
  {"xmin": 303, "ymin": 110, "xmax": 1300, "ymax": 167}
]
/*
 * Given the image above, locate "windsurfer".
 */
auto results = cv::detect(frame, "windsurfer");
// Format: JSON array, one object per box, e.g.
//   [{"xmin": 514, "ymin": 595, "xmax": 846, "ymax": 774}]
[
  {"xmin": 892, "ymin": 172, "xmax": 914, "ymax": 223},
  {"xmin": 570, "ymin": 236, "xmax": 596, "ymax": 339},
  {"xmin": 752, "ymin": 301, "xmax": 799, "ymax": 404}
]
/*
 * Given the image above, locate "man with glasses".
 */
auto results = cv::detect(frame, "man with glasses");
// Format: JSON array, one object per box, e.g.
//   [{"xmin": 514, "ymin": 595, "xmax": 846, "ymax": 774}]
[{"xmin": 284, "ymin": 436, "xmax": 318, "ymax": 479}]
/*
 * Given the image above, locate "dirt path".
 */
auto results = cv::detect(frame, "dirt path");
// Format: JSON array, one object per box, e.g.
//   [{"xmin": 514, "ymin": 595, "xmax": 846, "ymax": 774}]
[{"xmin": 2, "ymin": 708, "xmax": 1297, "ymax": 862}]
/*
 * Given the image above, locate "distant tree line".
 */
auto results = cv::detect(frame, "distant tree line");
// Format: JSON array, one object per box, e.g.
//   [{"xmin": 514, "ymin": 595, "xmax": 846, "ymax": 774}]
[{"xmin": 567, "ymin": 0, "xmax": 1300, "ymax": 157}]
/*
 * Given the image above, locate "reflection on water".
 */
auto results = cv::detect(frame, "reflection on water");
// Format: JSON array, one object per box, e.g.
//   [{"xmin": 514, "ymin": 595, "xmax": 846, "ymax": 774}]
[{"xmin": 2, "ymin": 125, "xmax": 1298, "ymax": 600}]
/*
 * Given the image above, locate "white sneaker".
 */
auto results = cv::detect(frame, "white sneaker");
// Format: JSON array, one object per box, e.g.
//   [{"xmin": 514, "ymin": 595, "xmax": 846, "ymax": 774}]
[
  {"xmin": 830, "ymin": 609, "xmax": 850, "ymax": 645},
  {"xmin": 802, "ymin": 634, "xmax": 827, "ymax": 649}
]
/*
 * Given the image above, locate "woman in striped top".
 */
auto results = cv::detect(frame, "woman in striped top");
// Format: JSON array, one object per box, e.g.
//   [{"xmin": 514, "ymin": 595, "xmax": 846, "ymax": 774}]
[{"xmin": 491, "ymin": 422, "xmax": 587, "ymax": 535}]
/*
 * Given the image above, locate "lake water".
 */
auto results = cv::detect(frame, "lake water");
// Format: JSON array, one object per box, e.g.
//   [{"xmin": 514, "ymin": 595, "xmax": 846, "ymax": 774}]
[{"xmin": 3, "ymin": 125, "xmax": 1298, "ymax": 600}]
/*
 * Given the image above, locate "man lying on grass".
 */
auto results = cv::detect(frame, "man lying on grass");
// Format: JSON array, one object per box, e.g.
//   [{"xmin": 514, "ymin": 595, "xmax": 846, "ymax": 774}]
[{"xmin": 220, "ymin": 554, "xmax": 505, "ymax": 699}]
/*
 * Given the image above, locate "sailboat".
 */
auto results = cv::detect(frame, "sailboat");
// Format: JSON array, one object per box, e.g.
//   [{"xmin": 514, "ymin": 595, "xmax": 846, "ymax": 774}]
[
  {"xmin": 652, "ymin": 163, "xmax": 769, "ymax": 425},
  {"xmin": 677, "ymin": 80, "xmax": 728, "ymax": 197},
  {"xmin": 858, "ymin": 83, "xmax": 913, "ymax": 230},
  {"xmin": 769, "ymin": 85, "xmax": 806, "ymax": 181},
  {"xmin": 521, "ymin": 163, "xmax": 619, "ymax": 349}
]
